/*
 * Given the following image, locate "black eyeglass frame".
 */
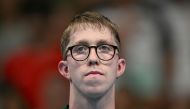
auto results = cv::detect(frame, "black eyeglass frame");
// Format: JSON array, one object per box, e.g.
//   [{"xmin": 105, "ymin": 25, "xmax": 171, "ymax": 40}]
[{"xmin": 65, "ymin": 44, "xmax": 119, "ymax": 61}]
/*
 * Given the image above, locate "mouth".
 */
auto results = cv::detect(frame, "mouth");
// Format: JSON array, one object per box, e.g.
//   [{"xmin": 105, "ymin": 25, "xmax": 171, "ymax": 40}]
[{"xmin": 85, "ymin": 71, "xmax": 104, "ymax": 76}]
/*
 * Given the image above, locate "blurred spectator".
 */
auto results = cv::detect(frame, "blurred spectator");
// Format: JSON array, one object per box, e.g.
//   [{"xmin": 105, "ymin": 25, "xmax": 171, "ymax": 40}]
[
  {"xmin": 164, "ymin": 1, "xmax": 190, "ymax": 109},
  {"xmin": 3, "ymin": 2, "xmax": 73, "ymax": 109},
  {"xmin": 0, "ymin": 0, "xmax": 31, "ymax": 64},
  {"xmin": 0, "ymin": 0, "xmax": 31, "ymax": 108}
]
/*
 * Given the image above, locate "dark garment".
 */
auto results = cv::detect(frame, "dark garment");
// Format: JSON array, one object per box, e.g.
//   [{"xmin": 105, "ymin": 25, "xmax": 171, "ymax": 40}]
[{"xmin": 64, "ymin": 105, "xmax": 69, "ymax": 109}]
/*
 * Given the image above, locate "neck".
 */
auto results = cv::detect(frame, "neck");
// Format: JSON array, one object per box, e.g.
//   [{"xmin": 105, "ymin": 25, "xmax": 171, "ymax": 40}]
[{"xmin": 69, "ymin": 85, "xmax": 115, "ymax": 109}]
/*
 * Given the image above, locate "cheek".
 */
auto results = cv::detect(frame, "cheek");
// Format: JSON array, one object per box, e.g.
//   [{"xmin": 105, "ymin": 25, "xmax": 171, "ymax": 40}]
[
  {"xmin": 105, "ymin": 61, "xmax": 118, "ymax": 79},
  {"xmin": 67, "ymin": 61, "xmax": 81, "ymax": 80},
  {"xmin": 67, "ymin": 58, "xmax": 82, "ymax": 71},
  {"xmin": 109, "ymin": 59, "xmax": 118, "ymax": 71}
]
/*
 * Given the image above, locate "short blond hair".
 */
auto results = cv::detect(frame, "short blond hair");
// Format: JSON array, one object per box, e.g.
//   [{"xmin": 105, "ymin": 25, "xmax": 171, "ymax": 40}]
[{"xmin": 61, "ymin": 11, "xmax": 120, "ymax": 59}]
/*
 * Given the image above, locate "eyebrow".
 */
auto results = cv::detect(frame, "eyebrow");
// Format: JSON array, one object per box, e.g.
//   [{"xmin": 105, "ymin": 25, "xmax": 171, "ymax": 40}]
[
  {"xmin": 96, "ymin": 40, "xmax": 113, "ymax": 46},
  {"xmin": 74, "ymin": 40, "xmax": 90, "ymax": 46}
]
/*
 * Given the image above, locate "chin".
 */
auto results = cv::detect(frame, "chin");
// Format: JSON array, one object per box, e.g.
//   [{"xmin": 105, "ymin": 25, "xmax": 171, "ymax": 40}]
[{"xmin": 83, "ymin": 86, "xmax": 109, "ymax": 98}]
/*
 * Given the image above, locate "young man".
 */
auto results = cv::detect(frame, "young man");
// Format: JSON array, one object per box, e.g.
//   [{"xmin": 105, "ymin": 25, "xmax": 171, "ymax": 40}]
[{"xmin": 58, "ymin": 11, "xmax": 126, "ymax": 109}]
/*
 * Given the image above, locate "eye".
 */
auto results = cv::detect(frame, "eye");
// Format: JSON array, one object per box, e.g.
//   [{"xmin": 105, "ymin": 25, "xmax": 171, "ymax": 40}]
[
  {"xmin": 73, "ymin": 45, "xmax": 88, "ymax": 54},
  {"xmin": 98, "ymin": 45, "xmax": 113, "ymax": 52}
]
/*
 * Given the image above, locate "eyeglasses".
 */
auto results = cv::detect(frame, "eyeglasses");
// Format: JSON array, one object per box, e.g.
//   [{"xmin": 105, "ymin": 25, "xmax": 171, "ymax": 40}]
[{"xmin": 66, "ymin": 44, "xmax": 119, "ymax": 61}]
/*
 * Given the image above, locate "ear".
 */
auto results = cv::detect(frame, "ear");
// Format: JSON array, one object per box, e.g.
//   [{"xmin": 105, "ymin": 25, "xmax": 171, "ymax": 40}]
[
  {"xmin": 116, "ymin": 58, "xmax": 126, "ymax": 78},
  {"xmin": 58, "ymin": 61, "xmax": 70, "ymax": 80}
]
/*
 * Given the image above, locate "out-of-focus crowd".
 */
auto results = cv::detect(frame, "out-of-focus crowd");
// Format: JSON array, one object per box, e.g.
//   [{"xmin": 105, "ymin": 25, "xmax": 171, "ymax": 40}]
[{"xmin": 0, "ymin": 0, "xmax": 189, "ymax": 109}]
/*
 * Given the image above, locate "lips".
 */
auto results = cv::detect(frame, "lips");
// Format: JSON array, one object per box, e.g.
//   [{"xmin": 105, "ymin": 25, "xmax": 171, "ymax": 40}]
[{"xmin": 85, "ymin": 71, "xmax": 103, "ymax": 76}]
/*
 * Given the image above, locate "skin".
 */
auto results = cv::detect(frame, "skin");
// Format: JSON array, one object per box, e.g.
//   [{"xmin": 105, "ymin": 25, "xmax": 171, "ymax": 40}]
[{"xmin": 58, "ymin": 27, "xmax": 126, "ymax": 109}]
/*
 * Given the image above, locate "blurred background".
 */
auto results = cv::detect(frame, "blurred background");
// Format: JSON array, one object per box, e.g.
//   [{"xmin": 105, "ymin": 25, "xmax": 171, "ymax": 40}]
[{"xmin": 0, "ymin": 0, "xmax": 190, "ymax": 109}]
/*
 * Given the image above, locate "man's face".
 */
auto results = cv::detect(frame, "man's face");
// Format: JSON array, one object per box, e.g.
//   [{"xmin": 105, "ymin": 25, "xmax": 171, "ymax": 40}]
[{"xmin": 59, "ymin": 27, "xmax": 125, "ymax": 98}]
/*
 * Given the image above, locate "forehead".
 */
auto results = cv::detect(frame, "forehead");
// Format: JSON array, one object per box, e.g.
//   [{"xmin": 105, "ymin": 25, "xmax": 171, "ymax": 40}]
[{"xmin": 68, "ymin": 27, "xmax": 116, "ymax": 47}]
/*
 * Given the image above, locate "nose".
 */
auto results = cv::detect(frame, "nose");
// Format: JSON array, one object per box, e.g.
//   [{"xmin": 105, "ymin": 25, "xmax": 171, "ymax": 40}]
[{"xmin": 87, "ymin": 47, "xmax": 99, "ymax": 65}]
